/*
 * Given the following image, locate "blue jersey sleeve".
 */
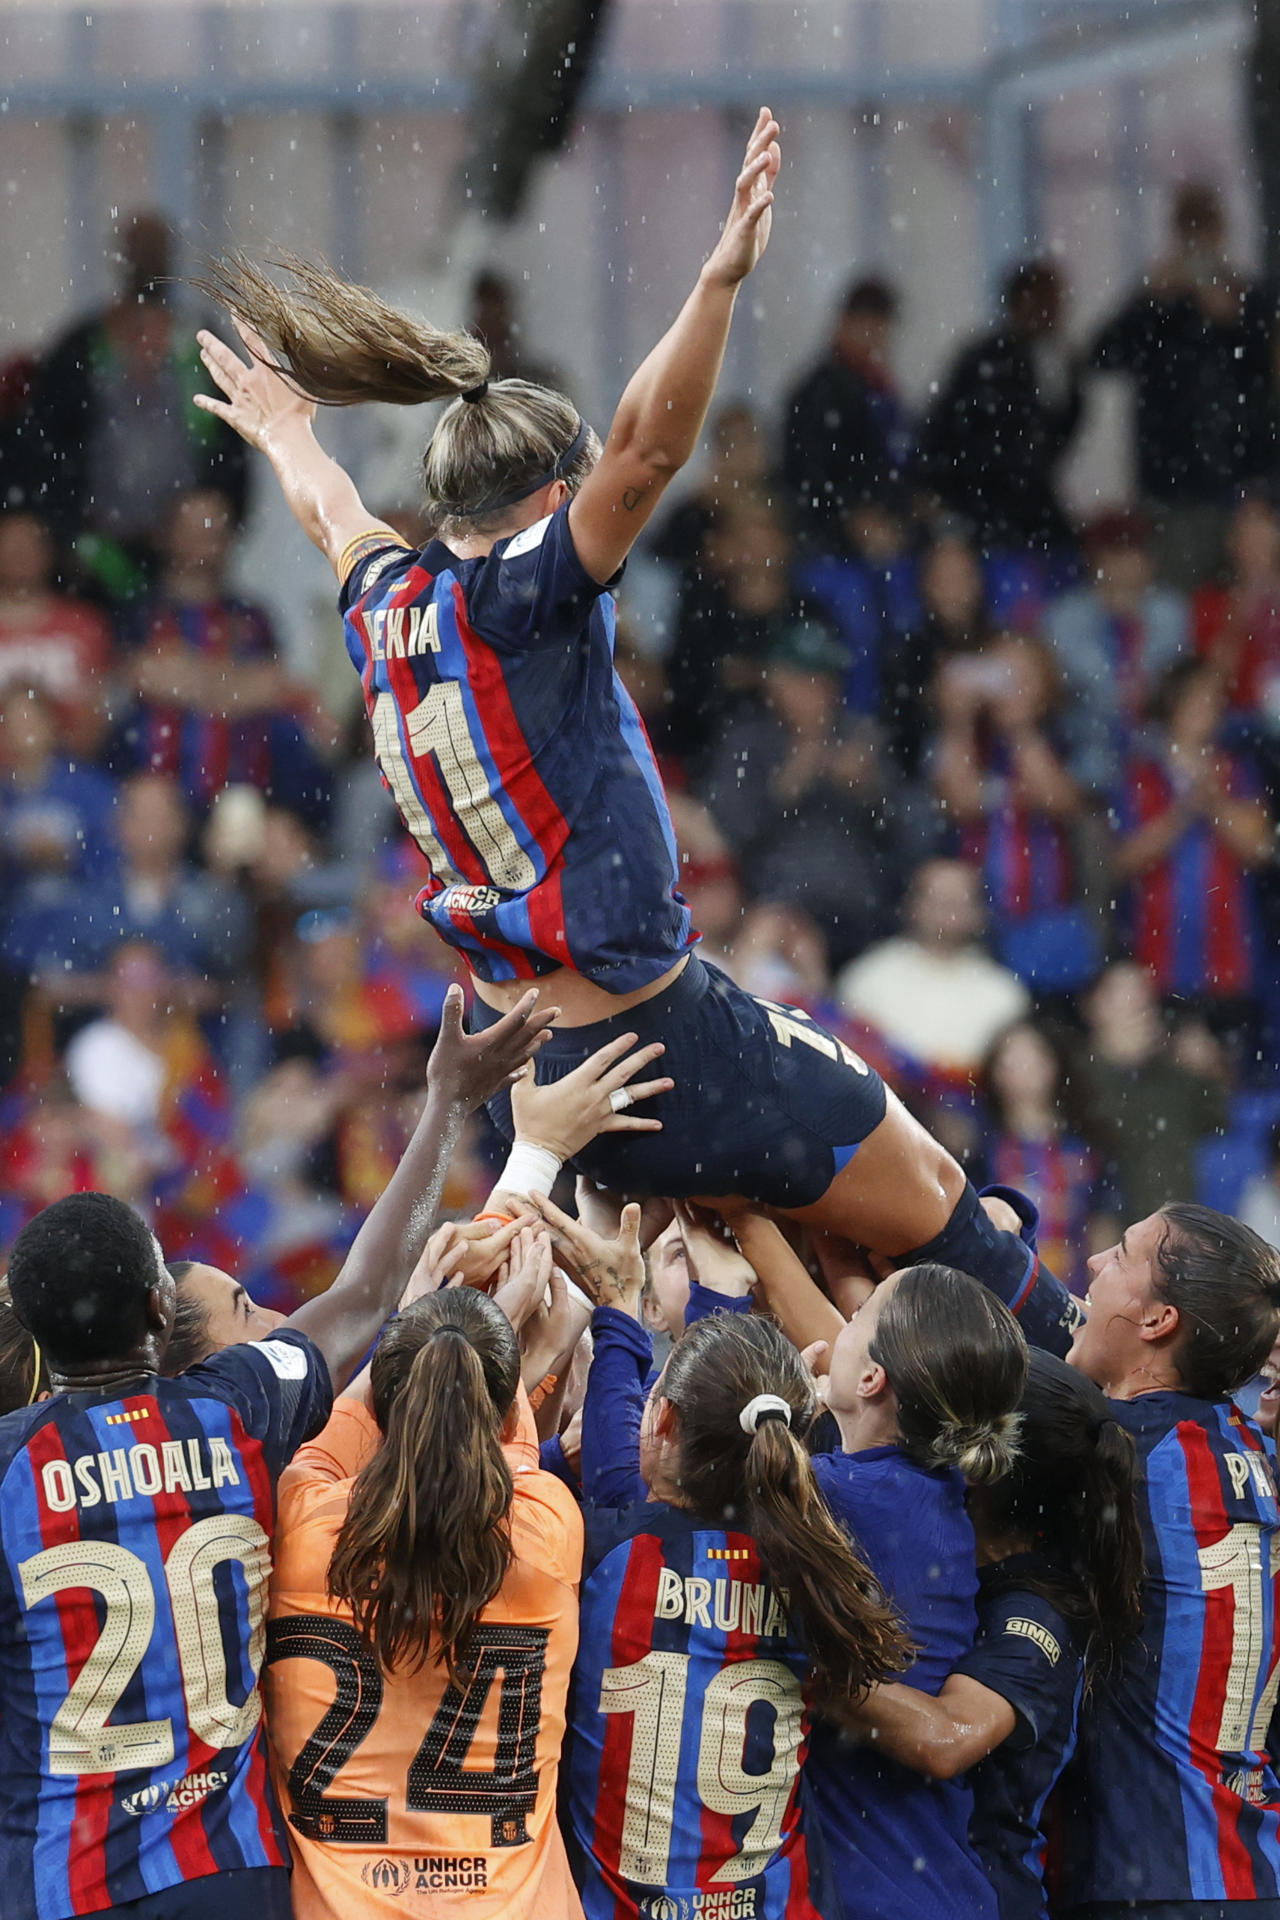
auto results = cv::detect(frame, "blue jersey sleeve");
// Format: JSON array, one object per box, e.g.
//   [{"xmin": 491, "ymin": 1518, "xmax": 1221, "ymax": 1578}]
[
  {"xmin": 581, "ymin": 1305, "xmax": 651, "ymax": 1510},
  {"xmin": 685, "ymin": 1282, "xmax": 753, "ymax": 1325},
  {"xmin": 958, "ymin": 1587, "xmax": 1082, "ymax": 1751},
  {"xmin": 180, "ymin": 1331, "xmax": 333, "ymax": 1481},
  {"xmin": 465, "ymin": 503, "xmax": 613, "ymax": 654}
]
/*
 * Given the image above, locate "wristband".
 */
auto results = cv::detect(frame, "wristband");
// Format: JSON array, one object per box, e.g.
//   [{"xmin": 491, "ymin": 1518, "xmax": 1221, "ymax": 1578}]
[
  {"xmin": 473, "ymin": 1210, "xmax": 515, "ymax": 1226},
  {"xmin": 497, "ymin": 1140, "xmax": 563, "ymax": 1199}
]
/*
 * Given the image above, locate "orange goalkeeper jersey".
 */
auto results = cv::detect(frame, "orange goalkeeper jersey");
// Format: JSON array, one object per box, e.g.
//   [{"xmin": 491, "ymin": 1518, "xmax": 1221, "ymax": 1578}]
[{"xmin": 264, "ymin": 1386, "xmax": 585, "ymax": 1920}]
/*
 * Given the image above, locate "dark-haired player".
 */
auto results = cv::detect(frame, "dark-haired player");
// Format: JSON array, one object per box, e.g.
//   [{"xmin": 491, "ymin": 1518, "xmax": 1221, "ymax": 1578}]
[
  {"xmin": 1057, "ymin": 1202, "xmax": 1280, "ymax": 1918},
  {"xmin": 0, "ymin": 987, "xmax": 548, "ymax": 1920},
  {"xmin": 194, "ymin": 108, "xmax": 1077, "ymax": 1361}
]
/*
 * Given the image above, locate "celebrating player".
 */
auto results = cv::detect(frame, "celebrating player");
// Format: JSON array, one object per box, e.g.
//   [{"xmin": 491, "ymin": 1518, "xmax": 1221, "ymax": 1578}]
[
  {"xmin": 847, "ymin": 1349, "xmax": 1145, "ymax": 1920},
  {"xmin": 265, "ymin": 1284, "xmax": 582, "ymax": 1920},
  {"xmin": 804, "ymin": 1265, "xmax": 1027, "ymax": 1920},
  {"xmin": 193, "ymin": 106, "xmax": 1078, "ymax": 1358},
  {"xmin": 559, "ymin": 1213, "xmax": 907, "ymax": 1920},
  {"xmin": 0, "ymin": 988, "xmax": 549, "ymax": 1920},
  {"xmin": 1057, "ymin": 1203, "xmax": 1280, "ymax": 1916}
]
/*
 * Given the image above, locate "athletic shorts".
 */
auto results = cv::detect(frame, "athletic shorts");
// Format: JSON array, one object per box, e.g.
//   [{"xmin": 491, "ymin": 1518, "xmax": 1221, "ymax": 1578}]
[
  {"xmin": 473, "ymin": 955, "xmax": 888, "ymax": 1207},
  {"xmin": 100, "ymin": 1867, "xmax": 292, "ymax": 1920}
]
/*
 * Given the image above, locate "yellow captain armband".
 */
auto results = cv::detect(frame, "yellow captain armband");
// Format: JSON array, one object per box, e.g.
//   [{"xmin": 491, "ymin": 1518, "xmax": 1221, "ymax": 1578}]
[{"xmin": 337, "ymin": 528, "xmax": 411, "ymax": 587}]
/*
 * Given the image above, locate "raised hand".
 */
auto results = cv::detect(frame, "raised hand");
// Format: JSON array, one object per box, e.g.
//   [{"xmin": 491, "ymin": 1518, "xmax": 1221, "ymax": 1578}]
[
  {"xmin": 194, "ymin": 317, "xmax": 317, "ymax": 451},
  {"xmin": 526, "ymin": 1191, "xmax": 646, "ymax": 1314},
  {"xmin": 510, "ymin": 1034, "xmax": 673, "ymax": 1161},
  {"xmin": 427, "ymin": 983, "xmax": 558, "ymax": 1113},
  {"xmin": 493, "ymin": 1226, "xmax": 555, "ymax": 1332},
  {"xmin": 675, "ymin": 1202, "xmax": 757, "ymax": 1299},
  {"xmin": 703, "ymin": 107, "xmax": 781, "ymax": 290}
]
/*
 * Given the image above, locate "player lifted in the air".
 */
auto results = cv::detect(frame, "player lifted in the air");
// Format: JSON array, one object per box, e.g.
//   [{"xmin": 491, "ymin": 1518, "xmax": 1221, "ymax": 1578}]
[{"xmin": 195, "ymin": 108, "xmax": 1076, "ymax": 1355}]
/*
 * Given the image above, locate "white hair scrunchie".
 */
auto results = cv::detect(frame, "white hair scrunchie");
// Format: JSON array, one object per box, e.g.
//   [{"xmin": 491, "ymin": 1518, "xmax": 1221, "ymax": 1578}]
[{"xmin": 739, "ymin": 1393, "xmax": 793, "ymax": 1436}]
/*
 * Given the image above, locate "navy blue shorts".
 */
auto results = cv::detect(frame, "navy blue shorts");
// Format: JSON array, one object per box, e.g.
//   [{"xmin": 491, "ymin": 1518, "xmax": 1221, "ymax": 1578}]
[
  {"xmin": 101, "ymin": 1867, "xmax": 292, "ymax": 1919},
  {"xmin": 473, "ymin": 956, "xmax": 888, "ymax": 1207}
]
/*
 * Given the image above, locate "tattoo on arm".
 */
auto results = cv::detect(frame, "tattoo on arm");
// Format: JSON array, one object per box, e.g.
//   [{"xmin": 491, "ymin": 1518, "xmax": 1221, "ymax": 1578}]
[{"xmin": 621, "ymin": 487, "xmax": 645, "ymax": 513}]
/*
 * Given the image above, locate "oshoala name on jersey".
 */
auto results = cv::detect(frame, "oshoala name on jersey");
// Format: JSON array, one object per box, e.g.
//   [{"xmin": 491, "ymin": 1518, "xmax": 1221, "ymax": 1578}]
[
  {"xmin": 654, "ymin": 1566, "xmax": 789, "ymax": 1637},
  {"xmin": 40, "ymin": 1437, "xmax": 242, "ymax": 1513}
]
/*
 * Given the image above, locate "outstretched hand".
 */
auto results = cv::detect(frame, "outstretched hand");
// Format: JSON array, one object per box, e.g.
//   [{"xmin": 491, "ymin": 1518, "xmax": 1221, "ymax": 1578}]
[
  {"xmin": 703, "ymin": 107, "xmax": 781, "ymax": 290},
  {"xmin": 509, "ymin": 1033, "xmax": 673, "ymax": 1162},
  {"xmin": 427, "ymin": 984, "xmax": 558, "ymax": 1114},
  {"xmin": 195, "ymin": 317, "xmax": 317, "ymax": 451},
  {"xmin": 526, "ymin": 1191, "xmax": 646, "ymax": 1314}
]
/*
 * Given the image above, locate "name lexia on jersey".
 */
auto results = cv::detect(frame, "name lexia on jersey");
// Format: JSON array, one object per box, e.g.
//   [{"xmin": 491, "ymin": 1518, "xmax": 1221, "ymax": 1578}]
[
  {"xmin": 366, "ymin": 604, "xmax": 440, "ymax": 661},
  {"xmin": 653, "ymin": 1567, "xmax": 789, "ymax": 1637},
  {"xmin": 40, "ymin": 1437, "xmax": 242, "ymax": 1512}
]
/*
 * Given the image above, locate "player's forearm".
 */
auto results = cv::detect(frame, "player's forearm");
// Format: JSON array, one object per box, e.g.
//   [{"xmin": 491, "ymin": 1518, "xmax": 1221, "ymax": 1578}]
[
  {"xmin": 847, "ymin": 1676, "xmax": 1013, "ymax": 1778},
  {"xmin": 605, "ymin": 272, "xmax": 739, "ymax": 478},
  {"xmin": 287, "ymin": 1084, "xmax": 467, "ymax": 1385},
  {"xmin": 730, "ymin": 1215, "xmax": 844, "ymax": 1367},
  {"xmin": 261, "ymin": 416, "xmax": 371, "ymax": 562}
]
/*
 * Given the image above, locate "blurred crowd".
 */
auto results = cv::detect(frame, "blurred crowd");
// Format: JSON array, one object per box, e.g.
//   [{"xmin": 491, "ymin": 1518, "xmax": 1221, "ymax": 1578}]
[{"xmin": 5, "ymin": 190, "xmax": 1280, "ymax": 1303}]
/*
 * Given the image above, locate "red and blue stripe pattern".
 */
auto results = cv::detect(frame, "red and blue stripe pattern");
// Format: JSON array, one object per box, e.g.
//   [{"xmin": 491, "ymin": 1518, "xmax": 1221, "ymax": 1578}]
[
  {"xmin": 1060, "ymin": 1394, "xmax": 1280, "ymax": 1907},
  {"xmin": 568, "ymin": 1502, "xmax": 825, "ymax": 1920},
  {"xmin": 0, "ymin": 1337, "xmax": 329, "ymax": 1920},
  {"xmin": 340, "ymin": 507, "xmax": 693, "ymax": 992}
]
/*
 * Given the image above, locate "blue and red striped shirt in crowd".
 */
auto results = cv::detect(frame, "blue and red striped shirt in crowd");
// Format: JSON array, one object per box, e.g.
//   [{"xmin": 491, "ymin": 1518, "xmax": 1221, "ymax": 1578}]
[
  {"xmin": 127, "ymin": 599, "xmax": 279, "ymax": 809},
  {"xmin": 1116, "ymin": 750, "xmax": 1260, "ymax": 999},
  {"xmin": 0, "ymin": 1331, "xmax": 331, "ymax": 1920},
  {"xmin": 986, "ymin": 1132, "xmax": 1099, "ymax": 1297},
  {"xmin": 338, "ymin": 506, "xmax": 694, "ymax": 991},
  {"xmin": 1057, "ymin": 1394, "xmax": 1280, "ymax": 1910}
]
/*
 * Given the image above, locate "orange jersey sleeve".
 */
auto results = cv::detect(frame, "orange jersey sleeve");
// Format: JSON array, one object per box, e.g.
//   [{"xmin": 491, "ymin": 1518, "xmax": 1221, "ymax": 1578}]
[{"xmin": 266, "ymin": 1399, "xmax": 584, "ymax": 1920}]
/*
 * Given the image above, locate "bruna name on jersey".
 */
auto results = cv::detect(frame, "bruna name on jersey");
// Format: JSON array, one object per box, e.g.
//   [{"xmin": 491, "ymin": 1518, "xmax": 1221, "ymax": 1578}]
[
  {"xmin": 39, "ymin": 1435, "xmax": 241, "ymax": 1512},
  {"xmin": 653, "ymin": 1566, "xmax": 789, "ymax": 1637}
]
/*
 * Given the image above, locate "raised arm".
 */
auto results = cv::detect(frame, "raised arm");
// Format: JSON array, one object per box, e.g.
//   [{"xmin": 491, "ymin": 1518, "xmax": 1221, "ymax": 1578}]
[
  {"xmin": 567, "ymin": 108, "xmax": 781, "ymax": 583},
  {"xmin": 195, "ymin": 319, "xmax": 397, "ymax": 578},
  {"xmin": 286, "ymin": 983, "xmax": 555, "ymax": 1387}
]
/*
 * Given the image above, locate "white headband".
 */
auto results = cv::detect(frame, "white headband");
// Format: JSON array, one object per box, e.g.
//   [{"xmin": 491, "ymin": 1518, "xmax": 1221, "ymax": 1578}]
[{"xmin": 739, "ymin": 1393, "xmax": 792, "ymax": 1436}]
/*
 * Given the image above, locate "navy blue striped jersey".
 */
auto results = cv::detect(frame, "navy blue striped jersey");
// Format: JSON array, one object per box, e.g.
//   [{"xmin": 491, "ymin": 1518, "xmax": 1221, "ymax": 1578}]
[
  {"xmin": 0, "ymin": 1332, "xmax": 331, "ymax": 1920},
  {"xmin": 567, "ymin": 1500, "xmax": 834, "ymax": 1920},
  {"xmin": 807, "ymin": 1446, "xmax": 995, "ymax": 1920},
  {"xmin": 338, "ymin": 506, "xmax": 694, "ymax": 991},
  {"xmin": 1058, "ymin": 1393, "xmax": 1280, "ymax": 1909},
  {"xmin": 958, "ymin": 1559, "xmax": 1085, "ymax": 1920}
]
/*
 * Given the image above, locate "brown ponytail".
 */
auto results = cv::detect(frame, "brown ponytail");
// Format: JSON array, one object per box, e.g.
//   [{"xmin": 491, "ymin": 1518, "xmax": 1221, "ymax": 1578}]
[
  {"xmin": 197, "ymin": 252, "xmax": 601, "ymax": 534},
  {"xmin": 0, "ymin": 1282, "xmax": 46, "ymax": 1414},
  {"xmin": 870, "ymin": 1265, "xmax": 1027, "ymax": 1484},
  {"xmin": 327, "ymin": 1289, "xmax": 520, "ymax": 1681},
  {"xmin": 660, "ymin": 1315, "xmax": 909, "ymax": 1703}
]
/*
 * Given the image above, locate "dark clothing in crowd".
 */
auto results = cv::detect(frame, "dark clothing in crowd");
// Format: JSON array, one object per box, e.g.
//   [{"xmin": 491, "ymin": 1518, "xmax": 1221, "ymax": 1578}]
[
  {"xmin": 1090, "ymin": 288, "xmax": 1279, "ymax": 505},
  {"xmin": 922, "ymin": 328, "xmax": 1083, "ymax": 555},
  {"xmin": 783, "ymin": 354, "xmax": 913, "ymax": 547}
]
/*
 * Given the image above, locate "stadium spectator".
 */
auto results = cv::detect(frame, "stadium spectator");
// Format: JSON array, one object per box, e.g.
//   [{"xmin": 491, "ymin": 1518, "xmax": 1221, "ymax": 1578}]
[
  {"xmin": 647, "ymin": 399, "xmax": 771, "ymax": 582},
  {"xmin": 700, "ymin": 622, "xmax": 931, "ymax": 965},
  {"xmin": 836, "ymin": 858, "xmax": 1030, "ymax": 1079},
  {"xmin": 1042, "ymin": 508, "xmax": 1189, "ymax": 792},
  {"xmin": 930, "ymin": 631, "xmax": 1096, "ymax": 991},
  {"xmin": 982, "ymin": 1020, "xmax": 1102, "ymax": 1296},
  {"xmin": 0, "ymin": 684, "xmax": 117, "ymax": 890},
  {"xmin": 1075, "ymin": 959, "xmax": 1228, "ymax": 1223},
  {"xmin": 29, "ymin": 212, "xmax": 246, "ymax": 582},
  {"xmin": 1089, "ymin": 181, "xmax": 1280, "ymax": 589},
  {"xmin": 0, "ymin": 509, "xmax": 114, "ymax": 758},
  {"xmin": 1239, "ymin": 1121, "xmax": 1280, "ymax": 1251},
  {"xmin": 922, "ymin": 260, "xmax": 1083, "ymax": 561},
  {"xmin": 468, "ymin": 265, "xmax": 565, "ymax": 390},
  {"xmin": 1113, "ymin": 656, "xmax": 1273, "ymax": 1014},
  {"xmin": 117, "ymin": 487, "xmax": 331, "ymax": 817},
  {"xmin": 1059, "ymin": 1203, "xmax": 1280, "ymax": 1916},
  {"xmin": 883, "ymin": 530, "xmax": 994, "ymax": 776},
  {"xmin": 794, "ymin": 493, "xmax": 921, "ymax": 719},
  {"xmin": 1193, "ymin": 489, "xmax": 1280, "ymax": 742},
  {"xmin": 783, "ymin": 274, "xmax": 913, "ymax": 549}
]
